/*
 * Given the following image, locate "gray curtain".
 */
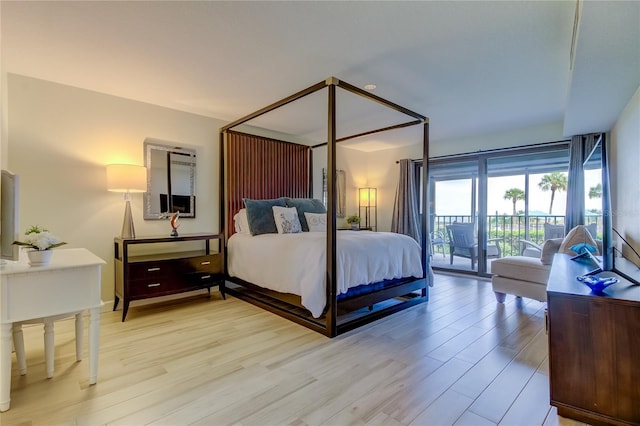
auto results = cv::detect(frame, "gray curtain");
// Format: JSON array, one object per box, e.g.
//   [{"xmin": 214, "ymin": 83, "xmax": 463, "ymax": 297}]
[
  {"xmin": 566, "ymin": 134, "xmax": 602, "ymax": 231},
  {"xmin": 391, "ymin": 159, "xmax": 434, "ymax": 287},
  {"xmin": 391, "ymin": 159, "xmax": 421, "ymax": 242},
  {"xmin": 565, "ymin": 135, "xmax": 585, "ymax": 232}
]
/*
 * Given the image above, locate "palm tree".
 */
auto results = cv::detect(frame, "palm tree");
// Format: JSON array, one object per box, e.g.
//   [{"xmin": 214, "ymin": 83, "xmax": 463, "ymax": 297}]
[
  {"xmin": 503, "ymin": 188, "xmax": 525, "ymax": 215},
  {"xmin": 589, "ymin": 183, "xmax": 602, "ymax": 199},
  {"xmin": 538, "ymin": 172, "xmax": 568, "ymax": 214}
]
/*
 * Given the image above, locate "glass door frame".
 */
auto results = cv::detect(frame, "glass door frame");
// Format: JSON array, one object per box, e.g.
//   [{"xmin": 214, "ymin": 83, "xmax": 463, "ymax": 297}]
[{"xmin": 426, "ymin": 141, "xmax": 570, "ymax": 277}]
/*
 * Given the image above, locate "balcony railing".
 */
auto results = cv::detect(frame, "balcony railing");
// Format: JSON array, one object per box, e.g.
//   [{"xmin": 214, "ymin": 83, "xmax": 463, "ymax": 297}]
[{"xmin": 433, "ymin": 214, "xmax": 601, "ymax": 258}]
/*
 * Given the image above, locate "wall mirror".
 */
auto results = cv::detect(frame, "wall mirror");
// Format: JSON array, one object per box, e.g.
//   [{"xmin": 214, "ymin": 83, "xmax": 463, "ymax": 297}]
[
  {"xmin": 322, "ymin": 168, "xmax": 346, "ymax": 217},
  {"xmin": 144, "ymin": 139, "xmax": 197, "ymax": 219}
]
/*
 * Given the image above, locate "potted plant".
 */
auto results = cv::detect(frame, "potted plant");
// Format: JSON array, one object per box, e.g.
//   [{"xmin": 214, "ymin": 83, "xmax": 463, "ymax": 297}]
[
  {"xmin": 346, "ymin": 215, "xmax": 361, "ymax": 230},
  {"xmin": 13, "ymin": 225, "xmax": 67, "ymax": 266}
]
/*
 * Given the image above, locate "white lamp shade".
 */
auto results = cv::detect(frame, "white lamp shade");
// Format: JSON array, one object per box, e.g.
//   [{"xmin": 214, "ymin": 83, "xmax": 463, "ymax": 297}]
[
  {"xmin": 359, "ymin": 187, "xmax": 377, "ymax": 206},
  {"xmin": 106, "ymin": 164, "xmax": 147, "ymax": 193}
]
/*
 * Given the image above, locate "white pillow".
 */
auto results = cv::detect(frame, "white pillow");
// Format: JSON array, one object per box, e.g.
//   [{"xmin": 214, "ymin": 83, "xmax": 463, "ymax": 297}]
[
  {"xmin": 272, "ymin": 206, "xmax": 302, "ymax": 234},
  {"xmin": 233, "ymin": 208, "xmax": 250, "ymax": 234},
  {"xmin": 304, "ymin": 212, "xmax": 326, "ymax": 232}
]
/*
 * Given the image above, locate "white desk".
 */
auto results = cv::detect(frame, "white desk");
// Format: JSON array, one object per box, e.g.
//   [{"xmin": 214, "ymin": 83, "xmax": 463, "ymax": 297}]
[{"xmin": 0, "ymin": 248, "xmax": 105, "ymax": 411}]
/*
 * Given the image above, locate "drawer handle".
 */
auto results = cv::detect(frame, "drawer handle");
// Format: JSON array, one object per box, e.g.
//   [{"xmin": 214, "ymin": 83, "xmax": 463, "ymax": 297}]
[
  {"xmin": 147, "ymin": 283, "xmax": 161, "ymax": 288},
  {"xmin": 200, "ymin": 261, "xmax": 211, "ymax": 265},
  {"xmin": 201, "ymin": 275, "xmax": 211, "ymax": 280},
  {"xmin": 147, "ymin": 267, "xmax": 161, "ymax": 272}
]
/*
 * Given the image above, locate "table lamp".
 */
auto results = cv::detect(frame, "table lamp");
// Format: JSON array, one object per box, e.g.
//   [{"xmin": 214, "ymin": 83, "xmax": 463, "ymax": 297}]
[{"xmin": 106, "ymin": 164, "xmax": 147, "ymax": 238}]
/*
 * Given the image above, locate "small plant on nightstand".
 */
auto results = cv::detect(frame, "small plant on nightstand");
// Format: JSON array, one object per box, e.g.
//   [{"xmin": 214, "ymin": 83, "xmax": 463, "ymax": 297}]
[{"xmin": 346, "ymin": 215, "xmax": 361, "ymax": 230}]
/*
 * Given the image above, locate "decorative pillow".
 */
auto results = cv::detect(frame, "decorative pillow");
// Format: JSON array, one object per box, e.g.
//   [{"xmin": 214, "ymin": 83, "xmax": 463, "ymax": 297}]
[
  {"xmin": 304, "ymin": 212, "xmax": 327, "ymax": 232},
  {"xmin": 570, "ymin": 243, "xmax": 597, "ymax": 254},
  {"xmin": 541, "ymin": 238, "xmax": 563, "ymax": 265},
  {"xmin": 272, "ymin": 206, "xmax": 302, "ymax": 234},
  {"xmin": 285, "ymin": 198, "xmax": 326, "ymax": 232},
  {"xmin": 559, "ymin": 225, "xmax": 600, "ymax": 255},
  {"xmin": 233, "ymin": 209, "xmax": 250, "ymax": 234},
  {"xmin": 243, "ymin": 197, "xmax": 287, "ymax": 236}
]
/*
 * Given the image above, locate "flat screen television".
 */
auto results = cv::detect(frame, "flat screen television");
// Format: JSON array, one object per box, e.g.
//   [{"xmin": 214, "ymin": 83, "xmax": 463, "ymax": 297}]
[{"xmin": 1, "ymin": 170, "xmax": 20, "ymax": 262}]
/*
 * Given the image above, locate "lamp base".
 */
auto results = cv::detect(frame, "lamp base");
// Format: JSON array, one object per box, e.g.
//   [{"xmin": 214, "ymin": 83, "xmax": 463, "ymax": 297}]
[{"xmin": 121, "ymin": 199, "xmax": 135, "ymax": 238}]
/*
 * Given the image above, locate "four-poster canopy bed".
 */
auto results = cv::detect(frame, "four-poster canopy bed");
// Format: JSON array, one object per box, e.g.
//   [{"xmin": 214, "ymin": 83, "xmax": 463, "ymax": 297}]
[{"xmin": 219, "ymin": 77, "xmax": 431, "ymax": 337}]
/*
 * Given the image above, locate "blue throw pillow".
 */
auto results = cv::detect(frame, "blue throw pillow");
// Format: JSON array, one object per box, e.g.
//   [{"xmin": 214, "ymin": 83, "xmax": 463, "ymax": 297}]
[
  {"xmin": 285, "ymin": 198, "xmax": 326, "ymax": 232},
  {"xmin": 243, "ymin": 198, "xmax": 287, "ymax": 235},
  {"xmin": 570, "ymin": 243, "xmax": 597, "ymax": 254}
]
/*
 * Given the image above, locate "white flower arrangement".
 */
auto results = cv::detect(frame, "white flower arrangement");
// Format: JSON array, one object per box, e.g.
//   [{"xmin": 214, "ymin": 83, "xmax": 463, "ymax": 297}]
[{"xmin": 13, "ymin": 225, "xmax": 67, "ymax": 251}]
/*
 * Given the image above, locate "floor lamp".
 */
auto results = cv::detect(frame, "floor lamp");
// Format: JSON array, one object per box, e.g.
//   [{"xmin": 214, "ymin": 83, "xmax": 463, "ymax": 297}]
[
  {"xmin": 359, "ymin": 187, "xmax": 377, "ymax": 231},
  {"xmin": 107, "ymin": 164, "xmax": 147, "ymax": 239}
]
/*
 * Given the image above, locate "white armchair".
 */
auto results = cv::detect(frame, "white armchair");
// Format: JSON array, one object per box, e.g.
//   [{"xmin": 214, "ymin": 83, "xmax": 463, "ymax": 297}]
[{"xmin": 492, "ymin": 225, "xmax": 600, "ymax": 303}]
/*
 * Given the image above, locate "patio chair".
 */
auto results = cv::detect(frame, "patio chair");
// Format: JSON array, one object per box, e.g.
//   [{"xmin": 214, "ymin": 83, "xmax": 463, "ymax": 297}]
[
  {"xmin": 446, "ymin": 223, "xmax": 501, "ymax": 269},
  {"xmin": 430, "ymin": 230, "xmax": 446, "ymax": 258}
]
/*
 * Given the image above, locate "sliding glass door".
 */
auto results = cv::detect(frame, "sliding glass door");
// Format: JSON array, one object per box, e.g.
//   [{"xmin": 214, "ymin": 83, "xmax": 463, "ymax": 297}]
[
  {"xmin": 486, "ymin": 148, "xmax": 570, "ymax": 273},
  {"xmin": 429, "ymin": 159, "xmax": 481, "ymax": 272},
  {"xmin": 428, "ymin": 143, "xmax": 570, "ymax": 277}
]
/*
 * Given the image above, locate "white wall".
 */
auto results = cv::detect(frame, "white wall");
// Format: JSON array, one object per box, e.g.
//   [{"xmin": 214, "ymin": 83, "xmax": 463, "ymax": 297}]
[
  {"xmin": 340, "ymin": 144, "xmax": 424, "ymax": 232},
  {"xmin": 6, "ymin": 74, "xmax": 223, "ymax": 301},
  {"xmin": 610, "ymin": 84, "xmax": 640, "ymax": 264},
  {"xmin": 430, "ymin": 121, "xmax": 565, "ymax": 157},
  {"xmin": 0, "ymin": 2, "xmax": 7, "ymax": 170}
]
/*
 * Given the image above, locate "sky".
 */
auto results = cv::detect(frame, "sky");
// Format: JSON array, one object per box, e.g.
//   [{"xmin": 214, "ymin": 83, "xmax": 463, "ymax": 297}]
[{"xmin": 435, "ymin": 169, "xmax": 602, "ymax": 216}]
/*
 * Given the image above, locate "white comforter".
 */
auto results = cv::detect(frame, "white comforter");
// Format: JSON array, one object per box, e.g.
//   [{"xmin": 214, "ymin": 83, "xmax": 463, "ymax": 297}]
[{"xmin": 227, "ymin": 231, "xmax": 424, "ymax": 317}]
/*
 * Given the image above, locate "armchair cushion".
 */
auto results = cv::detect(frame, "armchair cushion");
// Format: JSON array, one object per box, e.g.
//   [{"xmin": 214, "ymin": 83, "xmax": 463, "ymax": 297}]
[{"xmin": 492, "ymin": 256, "xmax": 551, "ymax": 285}]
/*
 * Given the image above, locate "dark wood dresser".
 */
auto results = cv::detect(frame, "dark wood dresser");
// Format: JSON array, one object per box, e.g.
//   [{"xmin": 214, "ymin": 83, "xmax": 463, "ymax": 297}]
[
  {"xmin": 547, "ymin": 254, "xmax": 640, "ymax": 425},
  {"xmin": 113, "ymin": 233, "xmax": 224, "ymax": 321}
]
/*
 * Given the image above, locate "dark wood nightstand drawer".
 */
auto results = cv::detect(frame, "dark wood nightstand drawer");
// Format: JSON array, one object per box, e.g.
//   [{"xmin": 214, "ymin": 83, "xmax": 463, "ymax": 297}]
[
  {"xmin": 128, "ymin": 278, "xmax": 182, "ymax": 297},
  {"xmin": 184, "ymin": 271, "xmax": 223, "ymax": 286},
  {"xmin": 127, "ymin": 261, "xmax": 178, "ymax": 281},
  {"xmin": 181, "ymin": 254, "xmax": 223, "ymax": 273}
]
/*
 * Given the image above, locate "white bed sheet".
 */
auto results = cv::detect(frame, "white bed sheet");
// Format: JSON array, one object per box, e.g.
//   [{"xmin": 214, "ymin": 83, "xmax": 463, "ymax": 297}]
[{"xmin": 227, "ymin": 231, "xmax": 423, "ymax": 318}]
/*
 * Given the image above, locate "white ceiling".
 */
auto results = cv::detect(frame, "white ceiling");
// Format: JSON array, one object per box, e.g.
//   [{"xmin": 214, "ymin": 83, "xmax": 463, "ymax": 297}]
[{"xmin": 2, "ymin": 1, "xmax": 638, "ymax": 151}]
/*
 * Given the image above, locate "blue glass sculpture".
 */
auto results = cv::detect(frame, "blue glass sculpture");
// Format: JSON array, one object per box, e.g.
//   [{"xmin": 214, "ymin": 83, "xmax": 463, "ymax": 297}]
[{"xmin": 576, "ymin": 275, "xmax": 618, "ymax": 293}]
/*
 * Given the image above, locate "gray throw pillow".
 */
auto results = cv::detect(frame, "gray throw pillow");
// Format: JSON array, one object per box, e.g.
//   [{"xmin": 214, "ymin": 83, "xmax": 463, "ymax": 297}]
[
  {"xmin": 243, "ymin": 197, "xmax": 287, "ymax": 235},
  {"xmin": 285, "ymin": 198, "xmax": 326, "ymax": 232}
]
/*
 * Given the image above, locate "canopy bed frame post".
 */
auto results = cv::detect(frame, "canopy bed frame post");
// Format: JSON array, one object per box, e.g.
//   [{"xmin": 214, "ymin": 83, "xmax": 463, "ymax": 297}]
[
  {"xmin": 219, "ymin": 131, "xmax": 227, "ymax": 277},
  {"xmin": 422, "ymin": 121, "xmax": 430, "ymax": 295},
  {"xmin": 326, "ymin": 78, "xmax": 338, "ymax": 337}
]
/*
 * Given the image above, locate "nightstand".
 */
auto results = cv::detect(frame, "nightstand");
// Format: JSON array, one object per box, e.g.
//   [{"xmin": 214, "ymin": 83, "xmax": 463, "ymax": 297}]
[{"xmin": 113, "ymin": 233, "xmax": 224, "ymax": 321}]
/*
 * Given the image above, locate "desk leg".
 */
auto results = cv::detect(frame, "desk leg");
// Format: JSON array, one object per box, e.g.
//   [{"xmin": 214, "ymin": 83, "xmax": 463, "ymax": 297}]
[
  {"xmin": 88, "ymin": 307, "xmax": 100, "ymax": 385},
  {"xmin": 44, "ymin": 319, "xmax": 54, "ymax": 379},
  {"xmin": 12, "ymin": 324, "xmax": 26, "ymax": 375},
  {"xmin": 0, "ymin": 322, "xmax": 12, "ymax": 412},
  {"xmin": 75, "ymin": 312, "xmax": 84, "ymax": 362}
]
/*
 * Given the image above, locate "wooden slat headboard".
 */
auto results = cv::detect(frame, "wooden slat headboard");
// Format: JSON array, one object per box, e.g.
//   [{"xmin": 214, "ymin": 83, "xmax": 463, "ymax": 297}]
[{"xmin": 224, "ymin": 131, "xmax": 311, "ymax": 237}]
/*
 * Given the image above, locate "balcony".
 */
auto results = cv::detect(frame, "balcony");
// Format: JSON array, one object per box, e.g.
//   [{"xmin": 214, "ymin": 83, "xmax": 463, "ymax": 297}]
[{"xmin": 430, "ymin": 214, "xmax": 601, "ymax": 273}]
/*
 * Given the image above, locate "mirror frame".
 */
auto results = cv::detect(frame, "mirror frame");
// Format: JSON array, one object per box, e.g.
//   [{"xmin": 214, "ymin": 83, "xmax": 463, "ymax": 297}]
[{"xmin": 143, "ymin": 139, "xmax": 197, "ymax": 220}]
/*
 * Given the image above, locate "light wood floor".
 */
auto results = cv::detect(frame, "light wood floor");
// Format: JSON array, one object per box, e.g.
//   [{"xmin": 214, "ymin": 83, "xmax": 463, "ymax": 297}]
[{"xmin": 1, "ymin": 274, "xmax": 587, "ymax": 426}]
